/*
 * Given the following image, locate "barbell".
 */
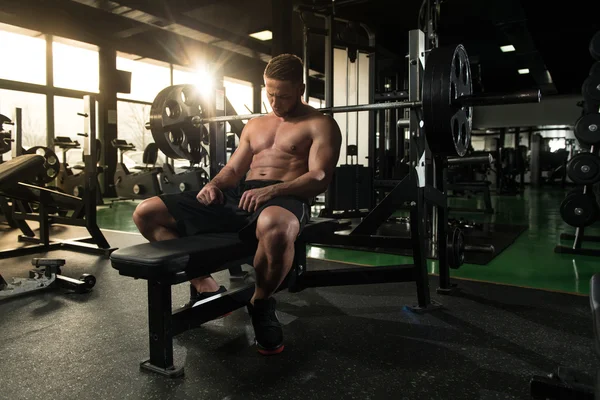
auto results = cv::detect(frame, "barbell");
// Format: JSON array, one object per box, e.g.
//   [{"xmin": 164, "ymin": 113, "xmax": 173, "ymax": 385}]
[{"xmin": 148, "ymin": 44, "xmax": 541, "ymax": 159}]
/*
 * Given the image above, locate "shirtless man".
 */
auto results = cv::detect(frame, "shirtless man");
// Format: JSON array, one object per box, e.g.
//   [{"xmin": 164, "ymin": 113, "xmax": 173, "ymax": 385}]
[{"xmin": 132, "ymin": 53, "xmax": 342, "ymax": 355}]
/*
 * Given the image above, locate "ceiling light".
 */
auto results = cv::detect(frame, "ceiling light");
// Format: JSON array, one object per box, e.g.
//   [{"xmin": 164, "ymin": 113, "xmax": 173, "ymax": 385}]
[
  {"xmin": 518, "ymin": 68, "xmax": 530, "ymax": 74},
  {"xmin": 249, "ymin": 30, "xmax": 272, "ymax": 41},
  {"xmin": 500, "ymin": 45, "xmax": 515, "ymax": 52}
]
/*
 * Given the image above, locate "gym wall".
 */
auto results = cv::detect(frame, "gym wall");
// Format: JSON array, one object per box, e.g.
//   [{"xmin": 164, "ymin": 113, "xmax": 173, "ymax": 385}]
[
  {"xmin": 473, "ymin": 94, "xmax": 583, "ymax": 128},
  {"xmin": 333, "ymin": 49, "xmax": 370, "ymax": 167}
]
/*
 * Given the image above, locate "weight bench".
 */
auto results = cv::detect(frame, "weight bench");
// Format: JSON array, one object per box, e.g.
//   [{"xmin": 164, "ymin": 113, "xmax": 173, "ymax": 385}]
[
  {"xmin": 110, "ymin": 216, "xmax": 430, "ymax": 377},
  {"xmin": 529, "ymin": 274, "xmax": 600, "ymax": 399},
  {"xmin": 111, "ymin": 218, "xmax": 346, "ymax": 377},
  {"xmin": 447, "ymin": 181, "xmax": 494, "ymax": 214}
]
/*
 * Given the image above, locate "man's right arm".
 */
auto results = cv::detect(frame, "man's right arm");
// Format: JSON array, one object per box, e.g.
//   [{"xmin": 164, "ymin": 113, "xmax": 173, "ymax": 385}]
[{"xmin": 206, "ymin": 119, "xmax": 255, "ymax": 191}]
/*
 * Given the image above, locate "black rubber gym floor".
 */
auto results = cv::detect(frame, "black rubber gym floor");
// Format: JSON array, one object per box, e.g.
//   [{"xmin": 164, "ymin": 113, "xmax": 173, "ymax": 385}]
[{"xmin": 0, "ymin": 227, "xmax": 595, "ymax": 400}]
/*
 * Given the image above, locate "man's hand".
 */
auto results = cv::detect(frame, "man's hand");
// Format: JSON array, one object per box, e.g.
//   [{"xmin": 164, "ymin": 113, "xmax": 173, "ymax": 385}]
[
  {"xmin": 238, "ymin": 185, "xmax": 278, "ymax": 212},
  {"xmin": 196, "ymin": 183, "xmax": 224, "ymax": 205}
]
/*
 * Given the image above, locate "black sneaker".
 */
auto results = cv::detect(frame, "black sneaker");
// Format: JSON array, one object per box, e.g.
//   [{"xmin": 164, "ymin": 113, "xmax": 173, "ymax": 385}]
[
  {"xmin": 249, "ymin": 297, "xmax": 284, "ymax": 355},
  {"xmin": 185, "ymin": 284, "xmax": 228, "ymax": 309}
]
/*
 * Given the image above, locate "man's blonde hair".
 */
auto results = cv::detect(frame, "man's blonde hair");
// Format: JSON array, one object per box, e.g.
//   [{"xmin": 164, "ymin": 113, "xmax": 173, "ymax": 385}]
[{"xmin": 264, "ymin": 53, "xmax": 303, "ymax": 84}]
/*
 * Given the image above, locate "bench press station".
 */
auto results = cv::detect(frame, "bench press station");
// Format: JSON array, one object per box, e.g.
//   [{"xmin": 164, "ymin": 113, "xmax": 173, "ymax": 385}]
[{"xmin": 109, "ymin": 29, "xmax": 541, "ymax": 378}]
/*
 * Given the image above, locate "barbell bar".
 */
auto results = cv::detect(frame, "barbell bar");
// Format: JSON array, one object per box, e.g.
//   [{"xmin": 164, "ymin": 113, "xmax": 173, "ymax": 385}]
[
  {"xmin": 148, "ymin": 44, "xmax": 541, "ymax": 159},
  {"xmin": 447, "ymin": 153, "xmax": 494, "ymax": 166},
  {"xmin": 186, "ymin": 90, "xmax": 540, "ymax": 125}
]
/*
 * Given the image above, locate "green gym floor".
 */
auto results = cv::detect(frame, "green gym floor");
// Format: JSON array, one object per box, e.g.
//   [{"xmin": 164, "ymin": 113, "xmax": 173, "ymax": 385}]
[{"xmin": 97, "ymin": 186, "xmax": 600, "ymax": 296}]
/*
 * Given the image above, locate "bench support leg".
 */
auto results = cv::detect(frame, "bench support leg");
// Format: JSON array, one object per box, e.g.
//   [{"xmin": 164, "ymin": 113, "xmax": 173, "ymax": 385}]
[{"xmin": 140, "ymin": 279, "xmax": 184, "ymax": 378}]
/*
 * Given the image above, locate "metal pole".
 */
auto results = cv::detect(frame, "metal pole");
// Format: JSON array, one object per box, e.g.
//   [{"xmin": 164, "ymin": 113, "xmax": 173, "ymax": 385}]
[
  {"xmin": 407, "ymin": 29, "xmax": 431, "ymax": 308},
  {"xmin": 302, "ymin": 21, "xmax": 310, "ymax": 103},
  {"xmin": 83, "ymin": 95, "xmax": 98, "ymax": 221},
  {"xmin": 12, "ymin": 108, "xmax": 22, "ymax": 158},
  {"xmin": 325, "ymin": 13, "xmax": 334, "ymax": 110},
  {"xmin": 192, "ymin": 100, "xmax": 421, "ymax": 124}
]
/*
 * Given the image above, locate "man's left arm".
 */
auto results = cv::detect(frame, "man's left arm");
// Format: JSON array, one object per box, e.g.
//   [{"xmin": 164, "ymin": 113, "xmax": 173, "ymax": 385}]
[{"xmin": 274, "ymin": 116, "xmax": 342, "ymax": 199}]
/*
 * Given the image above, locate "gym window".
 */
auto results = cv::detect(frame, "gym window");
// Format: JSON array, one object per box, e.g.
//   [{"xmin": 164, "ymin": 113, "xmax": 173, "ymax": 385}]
[
  {"xmin": 54, "ymin": 96, "xmax": 84, "ymax": 140},
  {"xmin": 223, "ymin": 76, "xmax": 253, "ymax": 116},
  {"xmin": 172, "ymin": 65, "xmax": 212, "ymax": 89},
  {"xmin": 0, "ymin": 88, "xmax": 46, "ymax": 150},
  {"xmin": 52, "ymin": 37, "xmax": 99, "ymax": 93},
  {"xmin": 116, "ymin": 101, "xmax": 165, "ymax": 169},
  {"xmin": 117, "ymin": 52, "xmax": 171, "ymax": 103},
  {"xmin": 0, "ymin": 23, "xmax": 46, "ymax": 85}
]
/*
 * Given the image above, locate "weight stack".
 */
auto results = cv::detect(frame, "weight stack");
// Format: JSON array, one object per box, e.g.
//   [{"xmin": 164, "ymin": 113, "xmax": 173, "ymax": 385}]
[{"xmin": 327, "ymin": 165, "xmax": 373, "ymax": 211}]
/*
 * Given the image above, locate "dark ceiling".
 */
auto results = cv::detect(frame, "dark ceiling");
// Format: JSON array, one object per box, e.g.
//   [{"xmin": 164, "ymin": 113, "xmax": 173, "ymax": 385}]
[{"xmin": 0, "ymin": 0, "xmax": 598, "ymax": 99}]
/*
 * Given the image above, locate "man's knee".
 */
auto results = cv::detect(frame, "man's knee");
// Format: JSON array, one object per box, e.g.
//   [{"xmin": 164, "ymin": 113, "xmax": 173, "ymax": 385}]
[
  {"xmin": 133, "ymin": 197, "xmax": 164, "ymax": 228},
  {"xmin": 256, "ymin": 206, "xmax": 299, "ymax": 247}
]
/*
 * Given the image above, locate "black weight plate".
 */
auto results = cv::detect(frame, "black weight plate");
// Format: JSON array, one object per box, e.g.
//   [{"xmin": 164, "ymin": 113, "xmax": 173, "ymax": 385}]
[
  {"xmin": 591, "ymin": 30, "xmax": 600, "ymax": 61},
  {"xmin": 23, "ymin": 146, "xmax": 61, "ymax": 185},
  {"xmin": 446, "ymin": 227, "xmax": 465, "ymax": 269},
  {"xmin": 423, "ymin": 44, "xmax": 472, "ymax": 157},
  {"xmin": 560, "ymin": 193, "xmax": 599, "ymax": 227},
  {"xmin": 566, "ymin": 187, "xmax": 584, "ymax": 198},
  {"xmin": 591, "ymin": 62, "xmax": 600, "ymax": 78},
  {"xmin": 149, "ymin": 85, "xmax": 209, "ymax": 162},
  {"xmin": 0, "ymin": 132, "xmax": 11, "ymax": 155},
  {"xmin": 574, "ymin": 113, "xmax": 600, "ymax": 146},
  {"xmin": 567, "ymin": 153, "xmax": 600, "ymax": 185},
  {"xmin": 582, "ymin": 75, "xmax": 600, "ymax": 102},
  {"xmin": 149, "ymin": 86, "xmax": 186, "ymax": 160}
]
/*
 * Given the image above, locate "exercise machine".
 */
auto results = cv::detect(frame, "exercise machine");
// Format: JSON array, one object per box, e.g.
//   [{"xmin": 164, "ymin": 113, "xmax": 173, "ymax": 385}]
[
  {"xmin": 0, "ymin": 258, "xmax": 96, "ymax": 301},
  {"xmin": 160, "ymin": 159, "xmax": 210, "ymax": 194},
  {"xmin": 111, "ymin": 140, "xmax": 161, "ymax": 200},
  {"xmin": 54, "ymin": 136, "xmax": 104, "ymax": 205},
  {"xmin": 0, "ymin": 114, "xmax": 16, "ymax": 228},
  {"xmin": 0, "ymin": 97, "xmax": 114, "ymax": 259}
]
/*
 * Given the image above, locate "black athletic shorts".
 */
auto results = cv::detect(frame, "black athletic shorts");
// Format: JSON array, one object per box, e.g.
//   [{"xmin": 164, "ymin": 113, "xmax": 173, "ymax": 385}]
[{"xmin": 159, "ymin": 180, "xmax": 311, "ymax": 245}]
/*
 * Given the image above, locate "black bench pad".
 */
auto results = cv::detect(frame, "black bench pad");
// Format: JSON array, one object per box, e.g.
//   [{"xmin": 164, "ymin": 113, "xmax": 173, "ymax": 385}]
[
  {"xmin": 111, "ymin": 232, "xmax": 254, "ymax": 279},
  {"xmin": 110, "ymin": 218, "xmax": 346, "ymax": 280},
  {"xmin": 0, "ymin": 154, "xmax": 44, "ymax": 187}
]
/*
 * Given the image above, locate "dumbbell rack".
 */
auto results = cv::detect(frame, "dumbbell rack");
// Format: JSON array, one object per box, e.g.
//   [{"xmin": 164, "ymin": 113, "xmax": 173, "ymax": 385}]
[{"xmin": 554, "ymin": 30, "xmax": 600, "ymax": 256}]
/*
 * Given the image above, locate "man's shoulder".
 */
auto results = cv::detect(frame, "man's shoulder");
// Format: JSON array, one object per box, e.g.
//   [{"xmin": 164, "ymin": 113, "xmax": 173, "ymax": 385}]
[{"xmin": 306, "ymin": 110, "xmax": 340, "ymax": 131}]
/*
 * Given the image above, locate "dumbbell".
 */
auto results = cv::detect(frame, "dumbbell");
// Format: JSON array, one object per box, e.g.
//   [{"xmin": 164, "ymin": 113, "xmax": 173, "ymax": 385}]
[
  {"xmin": 574, "ymin": 114, "xmax": 600, "ymax": 146},
  {"xmin": 582, "ymin": 75, "xmax": 600, "ymax": 107},
  {"xmin": 560, "ymin": 188, "xmax": 599, "ymax": 228},
  {"xmin": 567, "ymin": 152, "xmax": 600, "ymax": 185}
]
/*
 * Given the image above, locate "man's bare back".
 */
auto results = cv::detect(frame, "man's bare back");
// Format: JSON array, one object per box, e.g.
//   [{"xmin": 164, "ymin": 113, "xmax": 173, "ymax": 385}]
[{"xmin": 246, "ymin": 103, "xmax": 327, "ymax": 182}]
